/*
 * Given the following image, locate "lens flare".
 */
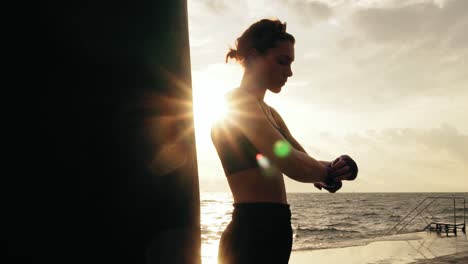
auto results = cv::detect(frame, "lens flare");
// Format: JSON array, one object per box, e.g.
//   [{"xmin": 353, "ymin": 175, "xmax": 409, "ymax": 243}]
[
  {"xmin": 274, "ymin": 140, "xmax": 291, "ymax": 158},
  {"xmin": 256, "ymin": 153, "xmax": 271, "ymax": 169}
]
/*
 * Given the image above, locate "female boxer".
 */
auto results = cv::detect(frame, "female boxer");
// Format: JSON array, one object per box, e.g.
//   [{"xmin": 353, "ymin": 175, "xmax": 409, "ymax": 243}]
[{"xmin": 211, "ymin": 18, "xmax": 358, "ymax": 264}]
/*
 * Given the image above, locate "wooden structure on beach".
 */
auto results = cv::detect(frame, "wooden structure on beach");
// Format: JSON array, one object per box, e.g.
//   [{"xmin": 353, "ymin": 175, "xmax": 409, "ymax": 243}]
[
  {"xmin": 386, "ymin": 196, "xmax": 466, "ymax": 237},
  {"xmin": 424, "ymin": 222, "xmax": 466, "ymax": 236}
]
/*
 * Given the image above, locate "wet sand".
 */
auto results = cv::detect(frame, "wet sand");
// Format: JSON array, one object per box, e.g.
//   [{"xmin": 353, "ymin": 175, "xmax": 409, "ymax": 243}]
[
  {"xmin": 410, "ymin": 251, "xmax": 468, "ymax": 263},
  {"xmin": 289, "ymin": 232, "xmax": 468, "ymax": 264}
]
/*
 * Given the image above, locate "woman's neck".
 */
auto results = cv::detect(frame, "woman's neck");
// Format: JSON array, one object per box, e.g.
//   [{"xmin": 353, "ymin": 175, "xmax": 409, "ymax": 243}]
[{"xmin": 239, "ymin": 72, "xmax": 267, "ymax": 102}]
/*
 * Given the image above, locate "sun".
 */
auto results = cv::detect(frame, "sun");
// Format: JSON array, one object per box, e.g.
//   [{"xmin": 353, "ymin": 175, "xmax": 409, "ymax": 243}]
[
  {"xmin": 191, "ymin": 64, "xmax": 242, "ymax": 147},
  {"xmin": 193, "ymin": 89, "xmax": 229, "ymax": 130}
]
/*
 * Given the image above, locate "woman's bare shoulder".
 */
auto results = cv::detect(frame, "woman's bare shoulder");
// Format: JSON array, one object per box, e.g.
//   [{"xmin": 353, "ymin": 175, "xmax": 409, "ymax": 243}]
[
  {"xmin": 224, "ymin": 89, "xmax": 260, "ymax": 117},
  {"xmin": 268, "ymin": 105, "xmax": 280, "ymax": 115},
  {"xmin": 225, "ymin": 88, "xmax": 256, "ymax": 103},
  {"xmin": 268, "ymin": 106, "xmax": 283, "ymax": 123},
  {"xmin": 211, "ymin": 89, "xmax": 256, "ymax": 130}
]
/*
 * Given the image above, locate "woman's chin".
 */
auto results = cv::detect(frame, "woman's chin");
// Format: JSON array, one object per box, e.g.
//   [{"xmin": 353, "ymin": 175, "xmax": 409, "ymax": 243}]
[{"xmin": 269, "ymin": 86, "xmax": 283, "ymax": 93}]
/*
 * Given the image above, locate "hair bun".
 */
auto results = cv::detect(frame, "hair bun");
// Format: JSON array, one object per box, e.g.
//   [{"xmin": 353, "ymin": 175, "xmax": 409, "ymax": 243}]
[
  {"xmin": 225, "ymin": 49, "xmax": 238, "ymax": 63},
  {"xmin": 225, "ymin": 18, "xmax": 295, "ymax": 66},
  {"xmin": 277, "ymin": 22, "xmax": 287, "ymax": 33}
]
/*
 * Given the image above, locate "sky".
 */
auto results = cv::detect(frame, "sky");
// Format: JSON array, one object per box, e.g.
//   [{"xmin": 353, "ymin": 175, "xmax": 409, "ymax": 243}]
[{"xmin": 187, "ymin": 0, "xmax": 468, "ymax": 193}]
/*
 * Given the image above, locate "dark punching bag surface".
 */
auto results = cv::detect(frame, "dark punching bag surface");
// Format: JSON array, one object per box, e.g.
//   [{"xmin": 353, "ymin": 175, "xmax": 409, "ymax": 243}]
[{"xmin": 6, "ymin": 1, "xmax": 200, "ymax": 263}]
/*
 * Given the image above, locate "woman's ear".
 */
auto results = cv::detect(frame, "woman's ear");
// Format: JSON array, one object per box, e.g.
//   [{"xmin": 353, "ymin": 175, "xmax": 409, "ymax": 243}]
[
  {"xmin": 245, "ymin": 48, "xmax": 261, "ymax": 68},
  {"xmin": 246, "ymin": 48, "xmax": 260, "ymax": 61}
]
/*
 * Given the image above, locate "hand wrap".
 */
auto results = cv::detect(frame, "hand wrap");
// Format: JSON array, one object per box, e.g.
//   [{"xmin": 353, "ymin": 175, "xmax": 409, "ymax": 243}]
[
  {"xmin": 314, "ymin": 162, "xmax": 342, "ymax": 193},
  {"xmin": 339, "ymin": 155, "xmax": 358, "ymax": 180}
]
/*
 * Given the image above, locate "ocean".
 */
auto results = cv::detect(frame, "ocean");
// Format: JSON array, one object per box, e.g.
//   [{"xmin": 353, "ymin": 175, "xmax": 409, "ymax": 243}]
[{"xmin": 200, "ymin": 192, "xmax": 467, "ymax": 263}]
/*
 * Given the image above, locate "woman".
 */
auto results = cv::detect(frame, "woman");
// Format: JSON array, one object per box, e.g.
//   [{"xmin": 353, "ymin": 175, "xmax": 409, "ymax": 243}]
[{"xmin": 211, "ymin": 19, "xmax": 358, "ymax": 264}]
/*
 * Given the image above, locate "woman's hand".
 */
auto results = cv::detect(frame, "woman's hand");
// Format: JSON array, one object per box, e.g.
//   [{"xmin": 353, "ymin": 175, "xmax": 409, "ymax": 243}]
[
  {"xmin": 313, "ymin": 158, "xmax": 342, "ymax": 192},
  {"xmin": 331, "ymin": 155, "xmax": 358, "ymax": 181},
  {"xmin": 314, "ymin": 181, "xmax": 342, "ymax": 193},
  {"xmin": 314, "ymin": 155, "xmax": 358, "ymax": 193}
]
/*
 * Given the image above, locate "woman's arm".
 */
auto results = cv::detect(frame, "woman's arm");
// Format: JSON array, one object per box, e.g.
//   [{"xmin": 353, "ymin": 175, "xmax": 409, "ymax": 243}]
[
  {"xmin": 224, "ymin": 92, "xmax": 328, "ymax": 183},
  {"xmin": 270, "ymin": 107, "xmax": 331, "ymax": 167},
  {"xmin": 268, "ymin": 107, "xmax": 356, "ymax": 192}
]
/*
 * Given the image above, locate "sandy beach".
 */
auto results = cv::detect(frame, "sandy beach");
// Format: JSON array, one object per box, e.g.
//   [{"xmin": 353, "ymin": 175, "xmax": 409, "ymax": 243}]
[
  {"xmin": 289, "ymin": 231, "xmax": 468, "ymax": 264},
  {"xmin": 411, "ymin": 251, "xmax": 468, "ymax": 263}
]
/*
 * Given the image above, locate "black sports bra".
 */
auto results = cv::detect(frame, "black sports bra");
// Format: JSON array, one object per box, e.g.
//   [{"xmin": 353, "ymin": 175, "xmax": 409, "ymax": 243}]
[{"xmin": 211, "ymin": 111, "xmax": 289, "ymax": 176}]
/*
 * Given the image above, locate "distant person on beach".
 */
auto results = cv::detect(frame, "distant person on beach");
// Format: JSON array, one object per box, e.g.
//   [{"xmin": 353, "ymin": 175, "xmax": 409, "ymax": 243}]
[{"xmin": 211, "ymin": 18, "xmax": 359, "ymax": 264}]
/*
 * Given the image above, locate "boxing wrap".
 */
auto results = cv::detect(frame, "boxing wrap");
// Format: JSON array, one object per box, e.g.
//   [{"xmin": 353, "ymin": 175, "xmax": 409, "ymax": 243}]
[
  {"xmin": 322, "ymin": 181, "xmax": 342, "ymax": 193},
  {"xmin": 314, "ymin": 161, "xmax": 342, "ymax": 193},
  {"xmin": 339, "ymin": 154, "xmax": 358, "ymax": 180},
  {"xmin": 314, "ymin": 155, "xmax": 358, "ymax": 193}
]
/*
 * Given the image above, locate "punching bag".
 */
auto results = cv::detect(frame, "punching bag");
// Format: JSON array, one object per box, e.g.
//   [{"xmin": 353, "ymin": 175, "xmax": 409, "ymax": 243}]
[{"xmin": 5, "ymin": 0, "xmax": 201, "ymax": 263}]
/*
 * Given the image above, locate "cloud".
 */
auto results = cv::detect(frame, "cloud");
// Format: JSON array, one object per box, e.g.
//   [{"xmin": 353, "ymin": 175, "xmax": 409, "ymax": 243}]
[
  {"xmin": 285, "ymin": 0, "xmax": 468, "ymax": 108},
  {"xmin": 309, "ymin": 123, "xmax": 468, "ymax": 162},
  {"xmin": 198, "ymin": 0, "xmax": 229, "ymax": 13},
  {"xmin": 334, "ymin": 124, "xmax": 468, "ymax": 182},
  {"xmin": 190, "ymin": 0, "xmax": 250, "ymax": 19},
  {"xmin": 306, "ymin": 123, "xmax": 468, "ymax": 191},
  {"xmin": 188, "ymin": 0, "xmax": 468, "ymax": 192},
  {"xmin": 189, "ymin": 36, "xmax": 214, "ymax": 48},
  {"xmin": 285, "ymin": 122, "xmax": 468, "ymax": 192},
  {"xmin": 377, "ymin": 124, "xmax": 468, "ymax": 163},
  {"xmin": 197, "ymin": 0, "xmax": 334, "ymax": 26},
  {"xmin": 351, "ymin": 0, "xmax": 468, "ymax": 47},
  {"xmin": 288, "ymin": 0, "xmax": 334, "ymax": 26}
]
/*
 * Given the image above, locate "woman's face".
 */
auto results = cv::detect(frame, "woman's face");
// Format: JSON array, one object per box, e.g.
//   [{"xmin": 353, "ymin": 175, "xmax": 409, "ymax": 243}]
[{"xmin": 250, "ymin": 41, "xmax": 294, "ymax": 93}]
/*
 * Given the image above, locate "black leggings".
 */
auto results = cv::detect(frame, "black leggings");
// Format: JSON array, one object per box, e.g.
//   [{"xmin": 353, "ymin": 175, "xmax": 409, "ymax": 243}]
[{"xmin": 218, "ymin": 203, "xmax": 293, "ymax": 264}]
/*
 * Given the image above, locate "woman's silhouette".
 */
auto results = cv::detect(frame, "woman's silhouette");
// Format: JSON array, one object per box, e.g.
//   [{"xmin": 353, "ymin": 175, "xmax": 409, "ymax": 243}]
[{"xmin": 211, "ymin": 18, "xmax": 358, "ymax": 264}]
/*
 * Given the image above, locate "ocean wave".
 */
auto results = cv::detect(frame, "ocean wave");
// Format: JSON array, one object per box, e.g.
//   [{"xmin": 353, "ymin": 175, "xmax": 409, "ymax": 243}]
[
  {"xmin": 341, "ymin": 215, "xmax": 357, "ymax": 221},
  {"xmin": 295, "ymin": 226, "xmax": 360, "ymax": 235},
  {"xmin": 200, "ymin": 192, "xmax": 466, "ymax": 255},
  {"xmin": 293, "ymin": 240, "xmax": 367, "ymax": 251},
  {"xmin": 201, "ymin": 199, "xmax": 219, "ymax": 203},
  {"xmin": 292, "ymin": 232, "xmax": 424, "ymax": 251},
  {"xmin": 328, "ymin": 205, "xmax": 347, "ymax": 210},
  {"xmin": 362, "ymin": 212, "xmax": 380, "ymax": 216},
  {"xmin": 439, "ymin": 207, "xmax": 468, "ymax": 214},
  {"xmin": 327, "ymin": 222, "xmax": 358, "ymax": 228}
]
